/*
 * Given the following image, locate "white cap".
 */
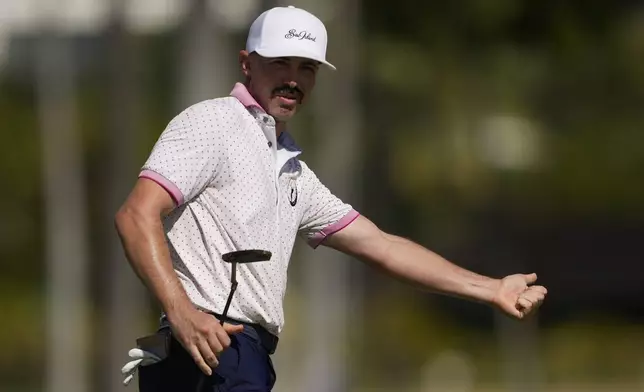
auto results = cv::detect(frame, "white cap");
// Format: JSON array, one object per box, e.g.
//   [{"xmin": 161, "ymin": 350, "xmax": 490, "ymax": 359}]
[{"xmin": 246, "ymin": 6, "xmax": 336, "ymax": 70}]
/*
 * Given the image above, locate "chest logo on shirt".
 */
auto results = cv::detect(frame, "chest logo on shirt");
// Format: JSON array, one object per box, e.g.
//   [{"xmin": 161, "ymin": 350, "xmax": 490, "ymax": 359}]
[
  {"xmin": 281, "ymin": 159, "xmax": 301, "ymax": 207},
  {"xmin": 288, "ymin": 178, "xmax": 298, "ymax": 207}
]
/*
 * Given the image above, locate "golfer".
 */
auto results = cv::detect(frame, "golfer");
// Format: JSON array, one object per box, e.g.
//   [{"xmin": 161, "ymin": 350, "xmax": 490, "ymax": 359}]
[{"xmin": 115, "ymin": 5, "xmax": 547, "ymax": 392}]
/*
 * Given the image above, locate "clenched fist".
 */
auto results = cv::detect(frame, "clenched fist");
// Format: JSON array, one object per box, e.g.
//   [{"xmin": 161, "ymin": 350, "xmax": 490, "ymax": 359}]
[{"xmin": 492, "ymin": 273, "xmax": 547, "ymax": 319}]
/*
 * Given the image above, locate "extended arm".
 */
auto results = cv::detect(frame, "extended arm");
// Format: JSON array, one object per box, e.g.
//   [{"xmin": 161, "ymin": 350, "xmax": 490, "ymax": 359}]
[{"xmin": 323, "ymin": 215, "xmax": 546, "ymax": 318}]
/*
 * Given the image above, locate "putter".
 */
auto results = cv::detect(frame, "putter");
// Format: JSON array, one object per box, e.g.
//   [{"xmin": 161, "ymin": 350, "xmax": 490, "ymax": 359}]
[
  {"xmin": 218, "ymin": 249, "xmax": 272, "ymax": 325},
  {"xmin": 195, "ymin": 249, "xmax": 271, "ymax": 392}
]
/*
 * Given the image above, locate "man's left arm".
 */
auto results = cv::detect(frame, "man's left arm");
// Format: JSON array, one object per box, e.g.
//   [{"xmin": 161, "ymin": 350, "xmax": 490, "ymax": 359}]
[{"xmin": 322, "ymin": 215, "xmax": 547, "ymax": 319}]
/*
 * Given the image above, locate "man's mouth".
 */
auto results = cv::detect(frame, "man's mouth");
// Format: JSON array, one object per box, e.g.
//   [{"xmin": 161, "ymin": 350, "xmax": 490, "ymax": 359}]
[{"xmin": 273, "ymin": 87, "xmax": 302, "ymax": 105}]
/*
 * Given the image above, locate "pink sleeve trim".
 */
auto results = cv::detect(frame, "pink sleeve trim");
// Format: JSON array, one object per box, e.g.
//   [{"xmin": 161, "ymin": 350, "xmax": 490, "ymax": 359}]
[
  {"xmin": 308, "ymin": 209, "xmax": 360, "ymax": 249},
  {"xmin": 139, "ymin": 169, "xmax": 184, "ymax": 206}
]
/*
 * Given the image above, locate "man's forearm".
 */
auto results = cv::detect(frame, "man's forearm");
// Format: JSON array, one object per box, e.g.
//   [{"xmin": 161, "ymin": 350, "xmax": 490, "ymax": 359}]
[
  {"xmin": 115, "ymin": 207, "xmax": 193, "ymax": 316},
  {"xmin": 372, "ymin": 234, "xmax": 500, "ymax": 304}
]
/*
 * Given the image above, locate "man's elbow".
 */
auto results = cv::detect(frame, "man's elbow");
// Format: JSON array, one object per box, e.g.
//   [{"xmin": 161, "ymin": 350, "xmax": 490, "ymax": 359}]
[
  {"xmin": 114, "ymin": 204, "xmax": 144, "ymax": 238},
  {"xmin": 114, "ymin": 205, "xmax": 131, "ymax": 237}
]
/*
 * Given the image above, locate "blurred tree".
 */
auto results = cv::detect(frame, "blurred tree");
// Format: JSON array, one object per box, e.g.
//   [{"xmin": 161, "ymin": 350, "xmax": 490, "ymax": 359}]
[
  {"xmin": 177, "ymin": 0, "xmax": 235, "ymax": 109},
  {"xmin": 296, "ymin": 0, "xmax": 363, "ymax": 390},
  {"xmin": 36, "ymin": 19, "xmax": 90, "ymax": 392},
  {"xmin": 98, "ymin": 1, "xmax": 149, "ymax": 392}
]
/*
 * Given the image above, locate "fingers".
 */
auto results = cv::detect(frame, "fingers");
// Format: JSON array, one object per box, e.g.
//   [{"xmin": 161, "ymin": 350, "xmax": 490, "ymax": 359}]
[
  {"xmin": 222, "ymin": 322, "xmax": 244, "ymax": 334},
  {"xmin": 502, "ymin": 299, "xmax": 523, "ymax": 319},
  {"xmin": 202, "ymin": 335, "xmax": 223, "ymax": 370},
  {"xmin": 524, "ymin": 273, "xmax": 538, "ymax": 285},
  {"xmin": 170, "ymin": 310, "xmax": 245, "ymax": 377},
  {"xmin": 203, "ymin": 321, "xmax": 241, "ymax": 368},
  {"xmin": 517, "ymin": 296, "xmax": 533, "ymax": 310},
  {"xmin": 123, "ymin": 374, "xmax": 134, "ymax": 386},
  {"xmin": 188, "ymin": 343, "xmax": 213, "ymax": 376},
  {"xmin": 121, "ymin": 361, "xmax": 141, "ymax": 386},
  {"xmin": 207, "ymin": 328, "xmax": 225, "ymax": 356},
  {"xmin": 121, "ymin": 358, "xmax": 144, "ymax": 375},
  {"xmin": 171, "ymin": 313, "xmax": 245, "ymax": 377},
  {"xmin": 509, "ymin": 307, "xmax": 523, "ymax": 319},
  {"xmin": 189, "ymin": 328, "xmax": 235, "ymax": 375},
  {"xmin": 522, "ymin": 288, "xmax": 546, "ymax": 304},
  {"xmin": 215, "ymin": 328, "xmax": 232, "ymax": 351},
  {"xmin": 127, "ymin": 348, "xmax": 161, "ymax": 362},
  {"xmin": 515, "ymin": 287, "xmax": 547, "ymax": 319},
  {"xmin": 496, "ymin": 274, "xmax": 547, "ymax": 320}
]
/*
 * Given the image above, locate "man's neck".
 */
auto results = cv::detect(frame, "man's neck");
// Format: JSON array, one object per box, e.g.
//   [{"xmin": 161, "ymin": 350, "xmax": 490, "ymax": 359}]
[{"xmin": 275, "ymin": 121, "xmax": 286, "ymax": 138}]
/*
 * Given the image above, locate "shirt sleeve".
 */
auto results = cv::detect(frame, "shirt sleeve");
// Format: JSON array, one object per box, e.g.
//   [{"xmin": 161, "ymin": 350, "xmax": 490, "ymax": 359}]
[
  {"xmin": 298, "ymin": 162, "xmax": 360, "ymax": 249},
  {"xmin": 139, "ymin": 102, "xmax": 227, "ymax": 206}
]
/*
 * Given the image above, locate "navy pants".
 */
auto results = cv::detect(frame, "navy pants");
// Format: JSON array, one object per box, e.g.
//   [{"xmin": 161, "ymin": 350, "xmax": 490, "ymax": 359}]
[{"xmin": 139, "ymin": 328, "xmax": 276, "ymax": 392}]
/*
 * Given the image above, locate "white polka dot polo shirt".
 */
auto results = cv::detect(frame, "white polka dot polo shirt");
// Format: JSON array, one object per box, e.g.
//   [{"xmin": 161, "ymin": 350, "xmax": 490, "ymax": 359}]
[{"xmin": 139, "ymin": 83, "xmax": 359, "ymax": 336}]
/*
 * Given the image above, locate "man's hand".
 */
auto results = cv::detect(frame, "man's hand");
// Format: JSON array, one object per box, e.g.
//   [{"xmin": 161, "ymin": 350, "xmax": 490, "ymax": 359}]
[
  {"xmin": 492, "ymin": 273, "xmax": 547, "ymax": 320},
  {"xmin": 167, "ymin": 308, "xmax": 244, "ymax": 375}
]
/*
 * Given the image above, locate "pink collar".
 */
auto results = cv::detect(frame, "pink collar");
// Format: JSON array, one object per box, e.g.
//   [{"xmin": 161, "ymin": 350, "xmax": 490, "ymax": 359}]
[
  {"xmin": 230, "ymin": 83, "xmax": 302, "ymax": 155},
  {"xmin": 230, "ymin": 83, "xmax": 265, "ymax": 112}
]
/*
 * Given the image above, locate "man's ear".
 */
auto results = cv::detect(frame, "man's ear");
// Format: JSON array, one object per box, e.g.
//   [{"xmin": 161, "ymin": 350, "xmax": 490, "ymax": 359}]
[{"xmin": 239, "ymin": 50, "xmax": 251, "ymax": 78}]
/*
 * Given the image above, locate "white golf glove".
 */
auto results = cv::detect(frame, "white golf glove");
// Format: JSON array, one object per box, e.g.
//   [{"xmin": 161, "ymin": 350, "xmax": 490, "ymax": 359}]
[{"xmin": 121, "ymin": 347, "xmax": 162, "ymax": 386}]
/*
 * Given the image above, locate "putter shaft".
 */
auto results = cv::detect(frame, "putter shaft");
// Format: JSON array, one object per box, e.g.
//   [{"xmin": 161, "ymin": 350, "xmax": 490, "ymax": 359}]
[{"xmin": 220, "ymin": 262, "xmax": 238, "ymax": 325}]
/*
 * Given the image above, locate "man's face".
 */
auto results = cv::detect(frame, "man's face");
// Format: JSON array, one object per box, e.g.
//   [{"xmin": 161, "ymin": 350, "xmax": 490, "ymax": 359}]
[{"xmin": 240, "ymin": 51, "xmax": 320, "ymax": 122}]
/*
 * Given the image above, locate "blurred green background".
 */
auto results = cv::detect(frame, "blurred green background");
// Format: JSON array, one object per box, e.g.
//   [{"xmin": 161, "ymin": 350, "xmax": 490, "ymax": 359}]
[{"xmin": 1, "ymin": 0, "xmax": 643, "ymax": 391}]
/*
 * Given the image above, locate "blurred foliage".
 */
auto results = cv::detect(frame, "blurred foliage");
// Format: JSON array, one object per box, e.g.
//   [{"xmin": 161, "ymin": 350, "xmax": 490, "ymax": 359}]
[
  {"xmin": 1, "ymin": 0, "xmax": 643, "ymax": 390},
  {"xmin": 362, "ymin": 0, "xmax": 644, "ymax": 221}
]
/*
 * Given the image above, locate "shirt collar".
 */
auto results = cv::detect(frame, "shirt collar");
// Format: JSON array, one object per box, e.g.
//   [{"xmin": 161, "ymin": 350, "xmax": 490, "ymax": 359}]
[
  {"xmin": 230, "ymin": 82, "xmax": 264, "ymax": 111},
  {"xmin": 277, "ymin": 132, "xmax": 300, "ymax": 153},
  {"xmin": 230, "ymin": 82, "xmax": 303, "ymax": 154}
]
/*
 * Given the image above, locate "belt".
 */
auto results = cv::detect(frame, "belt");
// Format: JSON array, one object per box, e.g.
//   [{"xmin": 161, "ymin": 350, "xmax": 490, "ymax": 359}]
[{"xmin": 158, "ymin": 313, "xmax": 279, "ymax": 355}]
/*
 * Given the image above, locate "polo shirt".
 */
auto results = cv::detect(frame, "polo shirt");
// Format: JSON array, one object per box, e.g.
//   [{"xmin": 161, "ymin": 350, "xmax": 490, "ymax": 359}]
[{"xmin": 139, "ymin": 83, "xmax": 359, "ymax": 335}]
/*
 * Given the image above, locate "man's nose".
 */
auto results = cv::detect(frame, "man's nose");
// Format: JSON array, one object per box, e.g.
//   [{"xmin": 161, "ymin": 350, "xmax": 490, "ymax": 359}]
[
  {"xmin": 283, "ymin": 65, "xmax": 299, "ymax": 87},
  {"xmin": 280, "ymin": 80, "xmax": 299, "ymax": 94}
]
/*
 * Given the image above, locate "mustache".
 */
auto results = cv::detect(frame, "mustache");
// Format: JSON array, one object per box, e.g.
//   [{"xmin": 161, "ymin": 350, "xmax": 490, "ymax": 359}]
[{"xmin": 272, "ymin": 85, "xmax": 304, "ymax": 98}]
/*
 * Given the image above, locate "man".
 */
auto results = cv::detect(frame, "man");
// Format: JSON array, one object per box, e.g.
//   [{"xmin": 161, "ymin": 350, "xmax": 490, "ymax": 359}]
[{"xmin": 116, "ymin": 5, "xmax": 547, "ymax": 392}]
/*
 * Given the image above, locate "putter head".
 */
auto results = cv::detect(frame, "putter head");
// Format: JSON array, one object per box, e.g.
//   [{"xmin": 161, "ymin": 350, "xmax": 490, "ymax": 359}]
[{"xmin": 222, "ymin": 250, "xmax": 272, "ymax": 264}]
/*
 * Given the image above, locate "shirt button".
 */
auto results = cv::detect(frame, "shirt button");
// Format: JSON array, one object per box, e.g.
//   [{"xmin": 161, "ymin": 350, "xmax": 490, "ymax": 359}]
[{"xmin": 268, "ymin": 141, "xmax": 273, "ymax": 147}]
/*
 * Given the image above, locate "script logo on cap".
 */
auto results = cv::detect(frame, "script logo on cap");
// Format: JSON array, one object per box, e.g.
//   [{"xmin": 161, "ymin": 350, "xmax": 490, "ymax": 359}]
[{"xmin": 284, "ymin": 29, "xmax": 317, "ymax": 42}]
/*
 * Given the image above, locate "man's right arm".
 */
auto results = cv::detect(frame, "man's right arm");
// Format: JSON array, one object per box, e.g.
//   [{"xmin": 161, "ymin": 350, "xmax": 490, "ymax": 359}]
[
  {"xmin": 114, "ymin": 178, "xmax": 192, "ymax": 317},
  {"xmin": 114, "ymin": 177, "xmax": 242, "ymax": 375}
]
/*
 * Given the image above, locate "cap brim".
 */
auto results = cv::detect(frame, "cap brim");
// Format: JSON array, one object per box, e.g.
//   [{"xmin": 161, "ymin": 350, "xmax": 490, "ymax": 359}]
[{"xmin": 254, "ymin": 47, "xmax": 336, "ymax": 71}]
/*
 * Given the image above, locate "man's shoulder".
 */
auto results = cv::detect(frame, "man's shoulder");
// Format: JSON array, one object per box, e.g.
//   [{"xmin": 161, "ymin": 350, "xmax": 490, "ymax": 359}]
[
  {"xmin": 182, "ymin": 96, "xmax": 246, "ymax": 116},
  {"xmin": 297, "ymin": 159, "xmax": 312, "ymax": 172},
  {"xmin": 172, "ymin": 96, "xmax": 250, "ymax": 126},
  {"xmin": 296, "ymin": 160, "xmax": 320, "ymax": 183}
]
